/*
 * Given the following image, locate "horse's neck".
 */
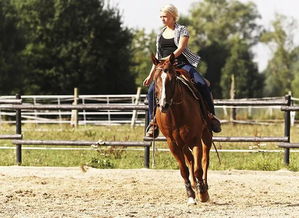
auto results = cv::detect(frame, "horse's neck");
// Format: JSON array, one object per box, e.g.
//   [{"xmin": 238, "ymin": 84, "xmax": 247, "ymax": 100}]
[
  {"xmin": 175, "ymin": 78, "xmax": 195, "ymax": 103},
  {"xmin": 171, "ymin": 81, "xmax": 195, "ymax": 112},
  {"xmin": 162, "ymin": 82, "xmax": 202, "ymax": 128},
  {"xmin": 172, "ymin": 80, "xmax": 183, "ymax": 104}
]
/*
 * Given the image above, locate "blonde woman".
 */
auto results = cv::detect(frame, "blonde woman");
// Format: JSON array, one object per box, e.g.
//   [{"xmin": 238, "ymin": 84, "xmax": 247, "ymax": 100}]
[{"xmin": 143, "ymin": 4, "xmax": 221, "ymax": 137}]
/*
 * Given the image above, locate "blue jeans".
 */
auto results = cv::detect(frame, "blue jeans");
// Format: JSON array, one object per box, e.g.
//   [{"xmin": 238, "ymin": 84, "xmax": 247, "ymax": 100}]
[
  {"xmin": 146, "ymin": 64, "xmax": 215, "ymax": 122},
  {"xmin": 147, "ymin": 82, "xmax": 155, "ymax": 122},
  {"xmin": 182, "ymin": 65, "xmax": 215, "ymax": 114}
]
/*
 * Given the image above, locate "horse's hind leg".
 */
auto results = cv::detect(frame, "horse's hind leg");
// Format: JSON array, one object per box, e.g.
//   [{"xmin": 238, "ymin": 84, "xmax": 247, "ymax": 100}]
[{"xmin": 168, "ymin": 141, "xmax": 196, "ymax": 205}]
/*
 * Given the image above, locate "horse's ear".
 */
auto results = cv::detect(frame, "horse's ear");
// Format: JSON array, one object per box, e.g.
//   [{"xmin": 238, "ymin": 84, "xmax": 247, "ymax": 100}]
[
  {"xmin": 169, "ymin": 53, "xmax": 175, "ymax": 64},
  {"xmin": 151, "ymin": 54, "xmax": 160, "ymax": 66}
]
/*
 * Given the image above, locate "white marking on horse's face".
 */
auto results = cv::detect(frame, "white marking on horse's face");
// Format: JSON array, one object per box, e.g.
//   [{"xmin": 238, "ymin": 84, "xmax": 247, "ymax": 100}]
[{"xmin": 160, "ymin": 72, "xmax": 167, "ymax": 108}]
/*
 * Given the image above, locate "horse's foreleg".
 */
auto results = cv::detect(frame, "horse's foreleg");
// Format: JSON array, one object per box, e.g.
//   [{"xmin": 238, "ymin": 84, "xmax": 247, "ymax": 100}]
[
  {"xmin": 202, "ymin": 143, "xmax": 211, "ymax": 188},
  {"xmin": 200, "ymin": 143, "xmax": 210, "ymax": 202},
  {"xmin": 200, "ymin": 130, "xmax": 212, "ymax": 202},
  {"xmin": 182, "ymin": 146, "xmax": 196, "ymax": 189},
  {"xmin": 193, "ymin": 144, "xmax": 209, "ymax": 202},
  {"xmin": 168, "ymin": 141, "xmax": 196, "ymax": 205}
]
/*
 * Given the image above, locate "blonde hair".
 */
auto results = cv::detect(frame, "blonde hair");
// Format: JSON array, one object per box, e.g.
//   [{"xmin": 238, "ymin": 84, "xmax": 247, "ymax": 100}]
[{"xmin": 160, "ymin": 4, "xmax": 179, "ymax": 22}]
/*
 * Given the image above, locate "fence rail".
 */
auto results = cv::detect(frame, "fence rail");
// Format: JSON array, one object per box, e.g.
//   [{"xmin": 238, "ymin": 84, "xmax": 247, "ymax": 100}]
[
  {"xmin": 12, "ymin": 140, "xmax": 151, "ymax": 147},
  {"xmin": 0, "ymin": 134, "xmax": 22, "ymax": 139},
  {"xmin": 0, "ymin": 94, "xmax": 147, "ymax": 125},
  {"xmin": 0, "ymin": 104, "xmax": 148, "ymax": 110},
  {"xmin": 0, "ymin": 95, "xmax": 294, "ymax": 125},
  {"xmin": 144, "ymin": 136, "xmax": 289, "ymax": 142}
]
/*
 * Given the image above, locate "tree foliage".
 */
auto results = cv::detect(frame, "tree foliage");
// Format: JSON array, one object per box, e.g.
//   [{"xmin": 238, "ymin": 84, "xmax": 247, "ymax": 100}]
[
  {"xmin": 130, "ymin": 29, "xmax": 156, "ymax": 92},
  {"xmin": 0, "ymin": 0, "xmax": 26, "ymax": 95},
  {"xmin": 290, "ymin": 47, "xmax": 299, "ymax": 97},
  {"xmin": 1, "ymin": 0, "xmax": 136, "ymax": 95},
  {"xmin": 2, "ymin": 0, "xmax": 299, "ymax": 98},
  {"xmin": 221, "ymin": 36, "xmax": 263, "ymax": 98},
  {"xmin": 186, "ymin": 0, "xmax": 262, "ymax": 98},
  {"xmin": 261, "ymin": 14, "xmax": 296, "ymax": 96}
]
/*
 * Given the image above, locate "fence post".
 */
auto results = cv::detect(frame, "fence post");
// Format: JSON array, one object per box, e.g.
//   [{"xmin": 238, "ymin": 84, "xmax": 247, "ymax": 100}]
[
  {"xmin": 283, "ymin": 94, "xmax": 291, "ymax": 165},
  {"xmin": 230, "ymin": 75, "xmax": 236, "ymax": 122},
  {"xmin": 71, "ymin": 88, "xmax": 79, "ymax": 127},
  {"xmin": 15, "ymin": 94, "xmax": 22, "ymax": 165},
  {"xmin": 131, "ymin": 87, "xmax": 141, "ymax": 128},
  {"xmin": 144, "ymin": 100, "xmax": 150, "ymax": 168}
]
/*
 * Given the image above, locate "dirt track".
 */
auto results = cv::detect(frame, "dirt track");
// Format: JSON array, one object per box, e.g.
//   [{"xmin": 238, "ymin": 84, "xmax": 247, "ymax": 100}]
[{"xmin": 0, "ymin": 166, "xmax": 298, "ymax": 218}]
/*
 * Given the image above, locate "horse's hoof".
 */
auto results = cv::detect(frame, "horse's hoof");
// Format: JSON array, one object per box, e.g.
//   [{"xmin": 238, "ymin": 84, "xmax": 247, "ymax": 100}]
[
  {"xmin": 200, "ymin": 192, "xmax": 210, "ymax": 202},
  {"xmin": 187, "ymin": 197, "xmax": 197, "ymax": 205}
]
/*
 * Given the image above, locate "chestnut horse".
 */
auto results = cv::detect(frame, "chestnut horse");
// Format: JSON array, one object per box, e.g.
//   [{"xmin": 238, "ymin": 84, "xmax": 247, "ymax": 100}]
[{"xmin": 151, "ymin": 53, "xmax": 212, "ymax": 204}]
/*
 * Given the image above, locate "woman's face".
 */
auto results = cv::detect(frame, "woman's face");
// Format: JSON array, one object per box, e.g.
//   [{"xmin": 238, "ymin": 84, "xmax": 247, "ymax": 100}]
[{"xmin": 160, "ymin": 11, "xmax": 175, "ymax": 26}]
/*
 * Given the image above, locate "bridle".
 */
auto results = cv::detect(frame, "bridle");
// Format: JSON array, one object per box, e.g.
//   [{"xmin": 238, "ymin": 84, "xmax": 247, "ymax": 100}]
[{"xmin": 154, "ymin": 65, "xmax": 182, "ymax": 111}]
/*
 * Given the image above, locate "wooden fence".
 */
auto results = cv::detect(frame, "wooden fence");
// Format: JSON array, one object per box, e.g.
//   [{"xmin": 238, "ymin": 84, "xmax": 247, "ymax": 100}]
[
  {"xmin": 0, "ymin": 94, "xmax": 296, "ymax": 167},
  {"xmin": 0, "ymin": 94, "xmax": 147, "ymax": 125},
  {"xmin": 279, "ymin": 105, "xmax": 299, "ymax": 164}
]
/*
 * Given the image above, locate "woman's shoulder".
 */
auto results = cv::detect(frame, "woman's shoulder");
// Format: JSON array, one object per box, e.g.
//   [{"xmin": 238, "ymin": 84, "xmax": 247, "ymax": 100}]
[
  {"xmin": 157, "ymin": 26, "xmax": 167, "ymax": 35},
  {"xmin": 175, "ymin": 23, "xmax": 189, "ymax": 36},
  {"xmin": 175, "ymin": 23, "xmax": 188, "ymax": 31}
]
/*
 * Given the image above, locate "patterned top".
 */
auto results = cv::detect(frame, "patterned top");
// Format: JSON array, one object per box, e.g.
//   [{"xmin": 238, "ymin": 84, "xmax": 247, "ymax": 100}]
[{"xmin": 156, "ymin": 23, "xmax": 201, "ymax": 67}]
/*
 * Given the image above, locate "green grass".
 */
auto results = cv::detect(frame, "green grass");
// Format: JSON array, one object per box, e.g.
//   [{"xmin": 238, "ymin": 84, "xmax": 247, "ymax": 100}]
[{"xmin": 0, "ymin": 123, "xmax": 298, "ymax": 171}]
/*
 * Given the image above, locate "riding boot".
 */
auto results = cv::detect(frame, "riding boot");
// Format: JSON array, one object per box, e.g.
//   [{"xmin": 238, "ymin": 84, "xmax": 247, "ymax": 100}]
[
  {"xmin": 208, "ymin": 113, "xmax": 222, "ymax": 133},
  {"xmin": 197, "ymin": 84, "xmax": 221, "ymax": 133}
]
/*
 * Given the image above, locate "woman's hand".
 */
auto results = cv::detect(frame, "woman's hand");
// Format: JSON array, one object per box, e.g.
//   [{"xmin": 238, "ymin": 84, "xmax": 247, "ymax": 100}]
[{"xmin": 143, "ymin": 75, "xmax": 152, "ymax": 86}]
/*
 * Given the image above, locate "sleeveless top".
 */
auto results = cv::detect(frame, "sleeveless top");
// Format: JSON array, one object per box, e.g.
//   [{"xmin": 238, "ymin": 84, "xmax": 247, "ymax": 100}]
[
  {"xmin": 159, "ymin": 35, "xmax": 189, "ymax": 65},
  {"xmin": 156, "ymin": 23, "xmax": 201, "ymax": 67}
]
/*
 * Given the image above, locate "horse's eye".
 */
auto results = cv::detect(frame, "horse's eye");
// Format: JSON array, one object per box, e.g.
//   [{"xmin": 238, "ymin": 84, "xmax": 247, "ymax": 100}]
[{"xmin": 163, "ymin": 69, "xmax": 169, "ymax": 73}]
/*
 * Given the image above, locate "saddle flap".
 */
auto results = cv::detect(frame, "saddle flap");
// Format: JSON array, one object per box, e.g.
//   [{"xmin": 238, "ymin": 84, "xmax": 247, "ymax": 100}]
[{"xmin": 175, "ymin": 68, "xmax": 201, "ymax": 100}]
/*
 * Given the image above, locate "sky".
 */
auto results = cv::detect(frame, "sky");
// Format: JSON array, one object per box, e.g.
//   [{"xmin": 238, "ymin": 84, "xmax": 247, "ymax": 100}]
[{"xmin": 106, "ymin": 0, "xmax": 299, "ymax": 71}]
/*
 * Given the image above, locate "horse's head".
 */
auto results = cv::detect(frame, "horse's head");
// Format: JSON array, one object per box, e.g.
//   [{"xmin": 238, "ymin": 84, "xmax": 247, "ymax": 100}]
[{"xmin": 151, "ymin": 53, "xmax": 177, "ymax": 113}]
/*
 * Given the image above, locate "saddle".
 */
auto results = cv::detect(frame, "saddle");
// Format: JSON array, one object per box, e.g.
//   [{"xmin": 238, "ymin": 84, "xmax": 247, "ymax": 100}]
[
  {"xmin": 175, "ymin": 68, "xmax": 211, "ymax": 123},
  {"xmin": 175, "ymin": 68, "xmax": 201, "ymax": 100}
]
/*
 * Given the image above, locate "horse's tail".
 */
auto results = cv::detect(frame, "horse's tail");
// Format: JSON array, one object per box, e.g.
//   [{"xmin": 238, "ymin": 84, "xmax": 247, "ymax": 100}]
[{"xmin": 212, "ymin": 141, "xmax": 221, "ymax": 165}]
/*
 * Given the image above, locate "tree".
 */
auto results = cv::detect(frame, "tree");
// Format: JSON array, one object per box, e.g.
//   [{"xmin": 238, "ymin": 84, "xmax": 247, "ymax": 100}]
[
  {"xmin": 0, "ymin": 0, "xmax": 26, "ymax": 95},
  {"xmin": 290, "ymin": 47, "xmax": 299, "ymax": 97},
  {"xmin": 13, "ymin": 0, "xmax": 135, "ymax": 94},
  {"xmin": 187, "ymin": 0, "xmax": 262, "ymax": 98},
  {"xmin": 261, "ymin": 14, "xmax": 296, "ymax": 96},
  {"xmin": 220, "ymin": 36, "xmax": 263, "ymax": 98},
  {"xmin": 130, "ymin": 29, "xmax": 156, "ymax": 93}
]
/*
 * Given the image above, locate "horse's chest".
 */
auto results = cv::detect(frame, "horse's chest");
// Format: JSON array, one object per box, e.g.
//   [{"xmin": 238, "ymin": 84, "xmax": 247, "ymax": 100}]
[
  {"xmin": 163, "ymin": 125, "xmax": 198, "ymax": 144},
  {"xmin": 156, "ymin": 111, "xmax": 203, "ymax": 144}
]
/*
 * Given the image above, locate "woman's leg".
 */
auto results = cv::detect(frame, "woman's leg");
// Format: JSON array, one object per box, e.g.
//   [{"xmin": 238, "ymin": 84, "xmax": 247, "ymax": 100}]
[
  {"xmin": 183, "ymin": 66, "xmax": 215, "ymax": 115},
  {"xmin": 146, "ymin": 82, "xmax": 159, "ymax": 137},
  {"xmin": 182, "ymin": 65, "xmax": 221, "ymax": 133},
  {"xmin": 147, "ymin": 82, "xmax": 155, "ymax": 121}
]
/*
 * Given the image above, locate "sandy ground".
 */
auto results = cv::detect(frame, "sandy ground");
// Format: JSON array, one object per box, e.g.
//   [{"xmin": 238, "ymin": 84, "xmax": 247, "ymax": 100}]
[{"xmin": 0, "ymin": 166, "xmax": 298, "ymax": 218}]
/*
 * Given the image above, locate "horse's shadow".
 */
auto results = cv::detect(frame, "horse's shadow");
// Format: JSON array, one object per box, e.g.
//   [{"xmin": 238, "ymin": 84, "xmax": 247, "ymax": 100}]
[{"xmin": 209, "ymin": 201, "xmax": 230, "ymax": 206}]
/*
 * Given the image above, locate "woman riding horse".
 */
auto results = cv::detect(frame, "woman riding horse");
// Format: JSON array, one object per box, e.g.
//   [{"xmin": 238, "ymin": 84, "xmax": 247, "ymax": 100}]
[
  {"xmin": 151, "ymin": 52, "xmax": 213, "ymax": 204},
  {"xmin": 143, "ymin": 4, "xmax": 221, "ymax": 137}
]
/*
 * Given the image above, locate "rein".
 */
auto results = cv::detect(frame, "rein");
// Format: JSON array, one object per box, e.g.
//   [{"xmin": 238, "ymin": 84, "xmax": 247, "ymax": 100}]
[{"xmin": 155, "ymin": 67, "xmax": 183, "ymax": 108}]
